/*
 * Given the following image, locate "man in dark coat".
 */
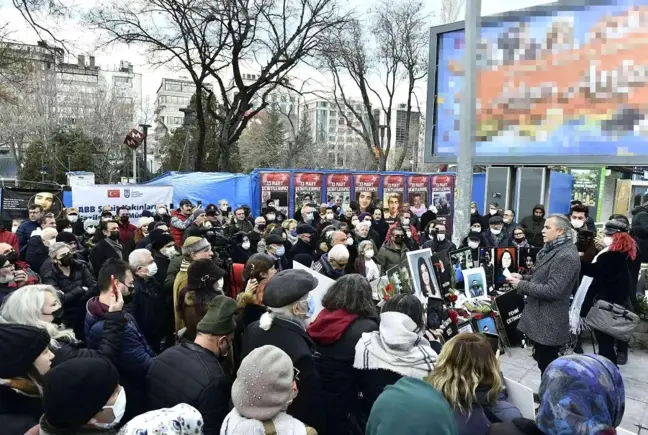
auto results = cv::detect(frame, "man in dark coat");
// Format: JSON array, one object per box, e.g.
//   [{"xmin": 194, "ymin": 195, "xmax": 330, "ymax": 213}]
[
  {"xmin": 506, "ymin": 214, "xmax": 580, "ymax": 376},
  {"xmin": 287, "ymin": 223, "xmax": 317, "ymax": 266},
  {"xmin": 16, "ymin": 204, "xmax": 43, "ymax": 251},
  {"xmin": 483, "ymin": 215, "xmax": 513, "ymax": 248},
  {"xmin": 241, "ymin": 269, "xmax": 326, "ymax": 435},
  {"xmin": 147, "ymin": 296, "xmax": 236, "ymax": 435},
  {"xmin": 422, "ymin": 222, "xmax": 457, "ymax": 254},
  {"xmin": 520, "ymin": 204, "xmax": 546, "ymax": 248},
  {"xmin": 89, "ymin": 220, "xmax": 122, "ymax": 276}
]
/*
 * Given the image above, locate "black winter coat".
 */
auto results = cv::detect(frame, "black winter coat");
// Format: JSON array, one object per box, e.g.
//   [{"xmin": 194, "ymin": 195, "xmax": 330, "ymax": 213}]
[
  {"xmin": 89, "ymin": 239, "xmax": 121, "ymax": 277},
  {"xmin": 580, "ymin": 250, "xmax": 633, "ymax": 317},
  {"xmin": 288, "ymin": 239, "xmax": 317, "ymax": 266},
  {"xmin": 311, "ymin": 317, "xmax": 378, "ymax": 435},
  {"xmin": 520, "ymin": 216, "xmax": 545, "ymax": 248},
  {"xmin": 242, "ymin": 317, "xmax": 326, "ymax": 434},
  {"xmin": 0, "ymin": 385, "xmax": 42, "ymax": 435},
  {"xmin": 483, "ymin": 231, "xmax": 513, "ymax": 249},
  {"xmin": 24, "ymin": 236, "xmax": 48, "ymax": 275},
  {"xmin": 147, "ymin": 341, "xmax": 231, "ymax": 435},
  {"xmin": 41, "ymin": 259, "xmax": 97, "ymax": 340},
  {"xmin": 51, "ymin": 311, "xmax": 126, "ymax": 367},
  {"xmin": 356, "ymin": 367, "xmax": 403, "ymax": 418},
  {"xmin": 129, "ymin": 276, "xmax": 166, "ymax": 353}
]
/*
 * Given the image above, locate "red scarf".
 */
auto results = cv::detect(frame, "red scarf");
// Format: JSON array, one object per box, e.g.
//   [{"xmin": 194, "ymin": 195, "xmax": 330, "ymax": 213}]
[{"xmin": 307, "ymin": 308, "xmax": 359, "ymax": 345}]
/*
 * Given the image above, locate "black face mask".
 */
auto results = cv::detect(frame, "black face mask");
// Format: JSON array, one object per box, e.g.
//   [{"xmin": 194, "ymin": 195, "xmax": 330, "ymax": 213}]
[
  {"xmin": 5, "ymin": 251, "xmax": 17, "ymax": 264},
  {"xmin": 59, "ymin": 253, "xmax": 74, "ymax": 267},
  {"xmin": 394, "ymin": 235, "xmax": 405, "ymax": 244},
  {"xmin": 109, "ymin": 230, "xmax": 120, "ymax": 241},
  {"xmin": 515, "ymin": 236, "xmax": 525, "ymax": 242},
  {"xmin": 120, "ymin": 216, "xmax": 129, "ymax": 223},
  {"xmin": 257, "ymin": 224, "xmax": 266, "ymax": 231},
  {"xmin": 49, "ymin": 306, "xmax": 64, "ymax": 323}
]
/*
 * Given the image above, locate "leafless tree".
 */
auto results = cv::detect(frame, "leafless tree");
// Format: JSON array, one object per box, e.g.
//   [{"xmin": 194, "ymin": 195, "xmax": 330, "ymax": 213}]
[
  {"xmin": 87, "ymin": 0, "xmax": 349, "ymax": 171},
  {"xmin": 440, "ymin": 0, "xmax": 465, "ymax": 24}
]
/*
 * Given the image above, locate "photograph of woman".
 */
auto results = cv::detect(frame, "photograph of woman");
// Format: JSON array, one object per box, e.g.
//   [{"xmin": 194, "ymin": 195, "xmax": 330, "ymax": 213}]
[
  {"xmin": 495, "ymin": 248, "xmax": 517, "ymax": 289},
  {"xmin": 417, "ymin": 256, "xmax": 440, "ymax": 299}
]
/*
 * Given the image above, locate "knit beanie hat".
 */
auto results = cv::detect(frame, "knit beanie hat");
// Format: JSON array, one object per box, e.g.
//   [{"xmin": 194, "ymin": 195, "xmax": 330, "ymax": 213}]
[
  {"xmin": 43, "ymin": 358, "xmax": 119, "ymax": 430},
  {"xmin": 196, "ymin": 295, "xmax": 238, "ymax": 336},
  {"xmin": 182, "ymin": 237, "xmax": 211, "ymax": 256},
  {"xmin": 83, "ymin": 219, "xmax": 99, "ymax": 230},
  {"xmin": 187, "ymin": 259, "xmax": 225, "ymax": 290},
  {"xmin": 55, "ymin": 231, "xmax": 77, "ymax": 245},
  {"xmin": 151, "ymin": 230, "xmax": 174, "ymax": 251},
  {"xmin": 0, "ymin": 324, "xmax": 50, "ymax": 378},
  {"xmin": 49, "ymin": 241, "xmax": 71, "ymax": 259},
  {"xmin": 138, "ymin": 216, "xmax": 154, "ymax": 229},
  {"xmin": 232, "ymin": 345, "xmax": 294, "ymax": 420},
  {"xmin": 192, "ymin": 209, "xmax": 206, "ymax": 221}
]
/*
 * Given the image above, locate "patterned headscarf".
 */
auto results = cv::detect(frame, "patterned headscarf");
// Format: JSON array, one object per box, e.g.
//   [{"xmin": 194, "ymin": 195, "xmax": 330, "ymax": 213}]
[
  {"xmin": 537, "ymin": 354, "xmax": 624, "ymax": 435},
  {"xmin": 117, "ymin": 404, "xmax": 203, "ymax": 435}
]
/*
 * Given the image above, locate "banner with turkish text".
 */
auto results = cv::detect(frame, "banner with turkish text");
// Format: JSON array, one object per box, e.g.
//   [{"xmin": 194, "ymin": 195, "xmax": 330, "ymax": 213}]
[
  {"xmin": 407, "ymin": 175, "xmax": 429, "ymax": 218},
  {"xmin": 260, "ymin": 172, "xmax": 290, "ymax": 216},
  {"xmin": 294, "ymin": 173, "xmax": 322, "ymax": 211},
  {"xmin": 326, "ymin": 173, "xmax": 351, "ymax": 208},
  {"xmin": 383, "ymin": 175, "xmax": 405, "ymax": 223},
  {"xmin": 431, "ymin": 174, "xmax": 455, "ymax": 234},
  {"xmin": 1, "ymin": 188, "xmax": 65, "ymax": 222}
]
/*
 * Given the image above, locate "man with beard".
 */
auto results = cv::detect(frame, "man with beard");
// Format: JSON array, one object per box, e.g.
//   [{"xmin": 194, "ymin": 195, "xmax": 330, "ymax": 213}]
[
  {"xmin": 170, "ymin": 199, "xmax": 197, "ymax": 247},
  {"xmin": 520, "ymin": 204, "xmax": 546, "ymax": 248},
  {"xmin": 116, "ymin": 206, "xmax": 137, "ymax": 246},
  {"xmin": 288, "ymin": 224, "xmax": 317, "ymax": 266},
  {"xmin": 89, "ymin": 220, "xmax": 123, "ymax": 275}
]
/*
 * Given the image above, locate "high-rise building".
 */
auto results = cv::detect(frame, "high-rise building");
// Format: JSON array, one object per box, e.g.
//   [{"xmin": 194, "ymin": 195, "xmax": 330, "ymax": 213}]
[
  {"xmin": 153, "ymin": 78, "xmax": 198, "ymax": 141},
  {"xmin": 388, "ymin": 103, "xmax": 423, "ymax": 171}
]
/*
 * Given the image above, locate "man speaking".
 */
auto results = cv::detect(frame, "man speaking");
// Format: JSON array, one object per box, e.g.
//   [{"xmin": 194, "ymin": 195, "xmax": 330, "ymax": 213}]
[{"xmin": 506, "ymin": 214, "xmax": 580, "ymax": 375}]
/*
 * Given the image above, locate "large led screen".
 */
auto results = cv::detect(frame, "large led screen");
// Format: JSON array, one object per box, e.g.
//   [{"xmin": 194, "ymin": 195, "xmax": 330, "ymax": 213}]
[{"xmin": 431, "ymin": 1, "xmax": 648, "ymax": 163}]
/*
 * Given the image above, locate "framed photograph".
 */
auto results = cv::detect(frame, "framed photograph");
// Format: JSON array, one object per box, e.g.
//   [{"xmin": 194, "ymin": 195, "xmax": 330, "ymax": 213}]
[
  {"xmin": 431, "ymin": 254, "xmax": 452, "ymax": 294},
  {"xmin": 478, "ymin": 248, "xmax": 495, "ymax": 291},
  {"xmin": 475, "ymin": 316, "xmax": 497, "ymax": 334},
  {"xmin": 407, "ymin": 249, "xmax": 441, "ymax": 301},
  {"xmin": 494, "ymin": 247, "xmax": 517, "ymax": 291},
  {"xmin": 518, "ymin": 247, "xmax": 540, "ymax": 274},
  {"xmin": 426, "ymin": 298, "xmax": 446, "ymax": 330},
  {"xmin": 457, "ymin": 320, "xmax": 474, "ymax": 334},
  {"xmin": 462, "ymin": 267, "xmax": 489, "ymax": 300},
  {"xmin": 386, "ymin": 260, "xmax": 414, "ymax": 296},
  {"xmin": 440, "ymin": 318, "xmax": 459, "ymax": 342}
]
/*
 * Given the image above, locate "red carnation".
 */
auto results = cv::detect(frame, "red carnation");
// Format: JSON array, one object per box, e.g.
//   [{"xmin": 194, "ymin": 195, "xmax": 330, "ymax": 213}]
[
  {"xmin": 473, "ymin": 313, "xmax": 483, "ymax": 320},
  {"xmin": 448, "ymin": 294, "xmax": 458, "ymax": 302},
  {"xmin": 448, "ymin": 310, "xmax": 459, "ymax": 324},
  {"xmin": 490, "ymin": 312, "xmax": 497, "ymax": 318}
]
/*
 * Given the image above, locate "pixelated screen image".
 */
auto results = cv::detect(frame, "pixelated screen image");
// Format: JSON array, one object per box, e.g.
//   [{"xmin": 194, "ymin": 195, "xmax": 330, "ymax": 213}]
[{"xmin": 433, "ymin": 1, "xmax": 648, "ymax": 160}]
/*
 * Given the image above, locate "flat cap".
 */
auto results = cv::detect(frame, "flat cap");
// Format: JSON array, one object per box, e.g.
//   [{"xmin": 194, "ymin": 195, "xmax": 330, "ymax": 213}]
[
  {"xmin": 265, "ymin": 234, "xmax": 285, "ymax": 245},
  {"xmin": 296, "ymin": 223, "xmax": 316, "ymax": 235},
  {"xmin": 489, "ymin": 215, "xmax": 503, "ymax": 225},
  {"xmin": 263, "ymin": 269, "xmax": 317, "ymax": 308}
]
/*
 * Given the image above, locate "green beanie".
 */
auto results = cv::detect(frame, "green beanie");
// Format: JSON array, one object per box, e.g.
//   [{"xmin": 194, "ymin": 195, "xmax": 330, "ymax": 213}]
[{"xmin": 196, "ymin": 295, "xmax": 238, "ymax": 336}]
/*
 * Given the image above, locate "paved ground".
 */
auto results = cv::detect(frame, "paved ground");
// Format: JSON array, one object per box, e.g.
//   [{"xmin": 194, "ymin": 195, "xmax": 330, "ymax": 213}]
[{"xmin": 500, "ymin": 340, "xmax": 648, "ymax": 434}]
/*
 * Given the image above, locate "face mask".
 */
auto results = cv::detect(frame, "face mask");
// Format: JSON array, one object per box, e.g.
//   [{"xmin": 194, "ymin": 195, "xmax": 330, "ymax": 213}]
[
  {"xmin": 242, "ymin": 241, "xmax": 250, "ymax": 250},
  {"xmin": 5, "ymin": 251, "xmax": 17, "ymax": 264},
  {"xmin": 220, "ymin": 205, "xmax": 229, "ymax": 212},
  {"xmin": 109, "ymin": 231, "xmax": 120, "ymax": 241},
  {"xmin": 394, "ymin": 235, "xmax": 404, "ymax": 244},
  {"xmin": 94, "ymin": 387, "xmax": 127, "ymax": 429},
  {"xmin": 405, "ymin": 230, "xmax": 412, "ymax": 238},
  {"xmin": 364, "ymin": 249, "xmax": 374, "ymax": 259},
  {"xmin": 346, "ymin": 238, "xmax": 354, "ymax": 246},
  {"xmin": 147, "ymin": 263, "xmax": 158, "ymax": 277},
  {"xmin": 306, "ymin": 213, "xmax": 314, "ymax": 221},
  {"xmin": 604, "ymin": 235, "xmax": 613, "ymax": 246},
  {"xmin": 471, "ymin": 226, "xmax": 481, "ymax": 233},
  {"xmin": 490, "ymin": 228, "xmax": 502, "ymax": 236},
  {"xmin": 307, "ymin": 294, "xmax": 316, "ymax": 318},
  {"xmin": 119, "ymin": 216, "xmax": 129, "ymax": 223},
  {"xmin": 351, "ymin": 219, "xmax": 359, "ymax": 227},
  {"xmin": 468, "ymin": 241, "xmax": 480, "ymax": 249},
  {"xmin": 63, "ymin": 228, "xmax": 73, "ymax": 233},
  {"xmin": 515, "ymin": 236, "xmax": 525, "ymax": 242},
  {"xmin": 11, "ymin": 225, "xmax": 18, "ymax": 233},
  {"xmin": 533, "ymin": 214, "xmax": 543, "ymax": 222},
  {"xmin": 267, "ymin": 214, "xmax": 276, "ymax": 222},
  {"xmin": 437, "ymin": 234, "xmax": 446, "ymax": 241},
  {"xmin": 203, "ymin": 221, "xmax": 212, "ymax": 229},
  {"xmin": 290, "ymin": 229, "xmax": 297, "ymax": 237},
  {"xmin": 326, "ymin": 213, "xmax": 334, "ymax": 220},
  {"xmin": 68, "ymin": 215, "xmax": 78, "ymax": 223},
  {"xmin": 157, "ymin": 208, "xmax": 167, "ymax": 215},
  {"xmin": 49, "ymin": 306, "xmax": 64, "ymax": 321},
  {"xmin": 86, "ymin": 227, "xmax": 96, "ymax": 235},
  {"xmin": 59, "ymin": 253, "xmax": 74, "ymax": 267},
  {"xmin": 471, "ymin": 208, "xmax": 477, "ymax": 214},
  {"xmin": 402, "ymin": 218, "xmax": 410, "ymax": 226},
  {"xmin": 217, "ymin": 277, "xmax": 224, "ymax": 290},
  {"xmin": 274, "ymin": 246, "xmax": 285, "ymax": 257},
  {"xmin": 489, "ymin": 209, "xmax": 497, "ymax": 215},
  {"xmin": 571, "ymin": 219, "xmax": 585, "ymax": 229},
  {"xmin": 163, "ymin": 246, "xmax": 178, "ymax": 258},
  {"xmin": 503, "ymin": 218, "xmax": 511, "ymax": 224}
]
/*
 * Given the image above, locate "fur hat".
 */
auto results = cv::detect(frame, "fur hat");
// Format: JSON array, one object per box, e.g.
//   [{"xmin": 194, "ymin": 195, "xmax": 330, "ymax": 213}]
[{"xmin": 182, "ymin": 237, "xmax": 211, "ymax": 256}]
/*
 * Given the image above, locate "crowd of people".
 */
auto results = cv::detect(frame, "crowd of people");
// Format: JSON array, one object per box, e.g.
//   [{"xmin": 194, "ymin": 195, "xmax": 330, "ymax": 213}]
[{"xmin": 0, "ymin": 195, "xmax": 640, "ymax": 435}]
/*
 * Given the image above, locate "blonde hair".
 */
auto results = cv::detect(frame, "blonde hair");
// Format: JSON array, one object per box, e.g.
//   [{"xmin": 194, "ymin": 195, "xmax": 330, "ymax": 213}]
[
  {"xmin": 0, "ymin": 285, "xmax": 77, "ymax": 348},
  {"xmin": 264, "ymin": 223, "xmax": 278, "ymax": 236},
  {"xmin": 282, "ymin": 219, "xmax": 297, "ymax": 230},
  {"xmin": 425, "ymin": 333, "xmax": 502, "ymax": 413}
]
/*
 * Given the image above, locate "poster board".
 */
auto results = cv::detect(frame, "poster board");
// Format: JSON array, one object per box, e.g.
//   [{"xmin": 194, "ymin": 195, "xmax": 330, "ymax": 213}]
[
  {"xmin": 260, "ymin": 172, "xmax": 290, "ymax": 216},
  {"xmin": 294, "ymin": 173, "xmax": 322, "ymax": 211},
  {"xmin": 431, "ymin": 174, "xmax": 454, "ymax": 234},
  {"xmin": 518, "ymin": 247, "xmax": 540, "ymax": 274},
  {"xmin": 353, "ymin": 174, "xmax": 380, "ymax": 213},
  {"xmin": 495, "ymin": 290, "xmax": 525, "ymax": 346},
  {"xmin": 407, "ymin": 248, "xmax": 441, "ymax": 301},
  {"xmin": 407, "ymin": 175, "xmax": 429, "ymax": 218},
  {"xmin": 494, "ymin": 247, "xmax": 517, "ymax": 291},
  {"xmin": 462, "ymin": 267, "xmax": 488, "ymax": 300},
  {"xmin": 503, "ymin": 378, "xmax": 536, "ymax": 420},
  {"xmin": 326, "ymin": 174, "xmax": 351, "ymax": 208},
  {"xmin": 383, "ymin": 175, "xmax": 405, "ymax": 225},
  {"xmin": 1, "ymin": 188, "xmax": 65, "ymax": 221}
]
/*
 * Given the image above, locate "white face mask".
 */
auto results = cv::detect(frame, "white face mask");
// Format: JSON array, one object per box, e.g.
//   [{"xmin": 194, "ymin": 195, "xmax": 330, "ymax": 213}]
[
  {"xmin": 147, "ymin": 262, "xmax": 158, "ymax": 277},
  {"xmin": 326, "ymin": 213, "xmax": 334, "ymax": 220},
  {"xmin": 490, "ymin": 228, "xmax": 502, "ymax": 236},
  {"xmin": 604, "ymin": 236, "xmax": 613, "ymax": 246},
  {"xmin": 63, "ymin": 228, "xmax": 73, "ymax": 233},
  {"xmin": 346, "ymin": 238, "xmax": 354, "ymax": 246},
  {"xmin": 468, "ymin": 241, "xmax": 480, "ymax": 249},
  {"xmin": 351, "ymin": 219, "xmax": 359, "ymax": 227},
  {"xmin": 571, "ymin": 219, "xmax": 585, "ymax": 229},
  {"xmin": 406, "ymin": 231, "xmax": 412, "ymax": 238},
  {"xmin": 163, "ymin": 246, "xmax": 178, "ymax": 257},
  {"xmin": 157, "ymin": 208, "xmax": 167, "ymax": 215},
  {"xmin": 68, "ymin": 215, "xmax": 78, "ymax": 223},
  {"xmin": 503, "ymin": 218, "xmax": 511, "ymax": 224},
  {"xmin": 203, "ymin": 221, "xmax": 212, "ymax": 229},
  {"xmin": 489, "ymin": 209, "xmax": 497, "ymax": 215},
  {"xmin": 86, "ymin": 227, "xmax": 96, "ymax": 235},
  {"xmin": 471, "ymin": 208, "xmax": 477, "ymax": 214},
  {"xmin": 402, "ymin": 218, "xmax": 410, "ymax": 226},
  {"xmin": 437, "ymin": 234, "xmax": 446, "ymax": 241},
  {"xmin": 242, "ymin": 241, "xmax": 251, "ymax": 250},
  {"xmin": 94, "ymin": 387, "xmax": 126, "ymax": 429},
  {"xmin": 471, "ymin": 226, "xmax": 481, "ymax": 233},
  {"xmin": 364, "ymin": 249, "xmax": 374, "ymax": 259},
  {"xmin": 11, "ymin": 225, "xmax": 18, "ymax": 233}
]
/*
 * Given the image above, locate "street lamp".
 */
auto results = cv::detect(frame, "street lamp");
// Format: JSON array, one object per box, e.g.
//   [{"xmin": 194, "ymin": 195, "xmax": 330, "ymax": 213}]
[{"xmin": 179, "ymin": 108, "xmax": 195, "ymax": 172}]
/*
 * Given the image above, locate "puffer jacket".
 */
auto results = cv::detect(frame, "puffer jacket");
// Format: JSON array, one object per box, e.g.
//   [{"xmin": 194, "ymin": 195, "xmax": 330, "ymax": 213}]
[
  {"xmin": 520, "ymin": 204, "xmax": 546, "ymax": 248},
  {"xmin": 170, "ymin": 209, "xmax": 194, "ymax": 247},
  {"xmin": 41, "ymin": 259, "xmax": 97, "ymax": 340},
  {"xmin": 376, "ymin": 242, "xmax": 409, "ymax": 273}
]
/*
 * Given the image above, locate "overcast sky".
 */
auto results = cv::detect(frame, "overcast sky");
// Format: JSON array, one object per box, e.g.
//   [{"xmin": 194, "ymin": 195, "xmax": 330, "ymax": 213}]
[{"xmin": 0, "ymin": 0, "xmax": 556, "ymax": 116}]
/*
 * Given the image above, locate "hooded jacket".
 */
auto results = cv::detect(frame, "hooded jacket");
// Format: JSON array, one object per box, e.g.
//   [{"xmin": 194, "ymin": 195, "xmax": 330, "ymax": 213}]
[
  {"xmin": 520, "ymin": 204, "xmax": 546, "ymax": 248},
  {"xmin": 375, "ymin": 241, "xmax": 408, "ymax": 273}
]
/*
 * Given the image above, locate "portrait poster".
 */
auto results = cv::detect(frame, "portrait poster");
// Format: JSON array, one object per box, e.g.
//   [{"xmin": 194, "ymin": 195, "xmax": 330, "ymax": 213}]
[
  {"xmin": 1, "ymin": 188, "xmax": 65, "ymax": 220},
  {"xmin": 431, "ymin": 253, "xmax": 451, "ymax": 295},
  {"xmin": 353, "ymin": 174, "xmax": 380, "ymax": 214},
  {"xmin": 475, "ymin": 317, "xmax": 497, "ymax": 334},
  {"xmin": 431, "ymin": 174, "xmax": 455, "ymax": 235},
  {"xmin": 457, "ymin": 321, "xmax": 475, "ymax": 334},
  {"xmin": 407, "ymin": 249, "xmax": 441, "ymax": 301},
  {"xmin": 462, "ymin": 267, "xmax": 488, "ymax": 300},
  {"xmin": 383, "ymin": 175, "xmax": 405, "ymax": 225},
  {"xmin": 478, "ymin": 247, "xmax": 495, "ymax": 291},
  {"xmin": 440, "ymin": 318, "xmax": 459, "ymax": 342},
  {"xmin": 294, "ymin": 173, "xmax": 322, "ymax": 212},
  {"xmin": 407, "ymin": 175, "xmax": 429, "ymax": 218},
  {"xmin": 518, "ymin": 247, "xmax": 540, "ymax": 274},
  {"xmin": 494, "ymin": 247, "xmax": 517, "ymax": 291},
  {"xmin": 326, "ymin": 174, "xmax": 351, "ymax": 208},
  {"xmin": 260, "ymin": 172, "xmax": 290, "ymax": 216},
  {"xmin": 426, "ymin": 298, "xmax": 446, "ymax": 330},
  {"xmin": 386, "ymin": 259, "xmax": 414, "ymax": 296},
  {"xmin": 495, "ymin": 291, "xmax": 526, "ymax": 346},
  {"xmin": 450, "ymin": 248, "xmax": 474, "ymax": 289}
]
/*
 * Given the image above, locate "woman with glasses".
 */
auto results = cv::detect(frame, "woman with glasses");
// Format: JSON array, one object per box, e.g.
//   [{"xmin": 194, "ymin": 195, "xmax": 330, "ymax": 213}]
[{"xmin": 511, "ymin": 226, "xmax": 529, "ymax": 248}]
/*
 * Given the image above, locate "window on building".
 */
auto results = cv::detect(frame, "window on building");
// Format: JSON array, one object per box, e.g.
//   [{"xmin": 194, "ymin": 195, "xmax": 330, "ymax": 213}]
[
  {"xmin": 165, "ymin": 81, "xmax": 182, "ymax": 92},
  {"xmin": 113, "ymin": 76, "xmax": 132, "ymax": 86}
]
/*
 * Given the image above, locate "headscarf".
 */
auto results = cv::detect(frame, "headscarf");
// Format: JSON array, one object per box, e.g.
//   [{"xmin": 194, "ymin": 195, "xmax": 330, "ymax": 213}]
[
  {"xmin": 117, "ymin": 404, "xmax": 203, "ymax": 435},
  {"xmin": 537, "ymin": 354, "xmax": 624, "ymax": 435}
]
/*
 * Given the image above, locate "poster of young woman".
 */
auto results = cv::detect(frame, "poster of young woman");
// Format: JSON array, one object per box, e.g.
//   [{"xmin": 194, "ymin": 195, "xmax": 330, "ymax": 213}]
[
  {"xmin": 326, "ymin": 174, "xmax": 351, "ymax": 208},
  {"xmin": 382, "ymin": 175, "xmax": 405, "ymax": 225},
  {"xmin": 518, "ymin": 247, "xmax": 540, "ymax": 274},
  {"xmin": 407, "ymin": 249, "xmax": 441, "ymax": 301},
  {"xmin": 353, "ymin": 174, "xmax": 380, "ymax": 213},
  {"xmin": 494, "ymin": 247, "xmax": 517, "ymax": 291},
  {"xmin": 294, "ymin": 173, "xmax": 322, "ymax": 211}
]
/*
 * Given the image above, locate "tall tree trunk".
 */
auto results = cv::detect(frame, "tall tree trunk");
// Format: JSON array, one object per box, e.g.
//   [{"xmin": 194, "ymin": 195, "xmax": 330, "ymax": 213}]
[{"xmin": 194, "ymin": 90, "xmax": 206, "ymax": 171}]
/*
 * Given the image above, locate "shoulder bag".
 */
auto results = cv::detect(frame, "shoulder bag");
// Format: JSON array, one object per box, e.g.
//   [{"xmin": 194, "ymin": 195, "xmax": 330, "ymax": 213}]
[{"xmin": 584, "ymin": 300, "xmax": 640, "ymax": 342}]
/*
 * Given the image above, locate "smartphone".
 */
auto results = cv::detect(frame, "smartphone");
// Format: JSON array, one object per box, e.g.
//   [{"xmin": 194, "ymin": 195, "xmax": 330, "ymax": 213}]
[
  {"xmin": 482, "ymin": 332, "xmax": 500, "ymax": 353},
  {"xmin": 197, "ymin": 200, "xmax": 202, "ymax": 207},
  {"xmin": 110, "ymin": 274, "xmax": 118, "ymax": 299},
  {"xmin": 170, "ymin": 203, "xmax": 174, "ymax": 210}
]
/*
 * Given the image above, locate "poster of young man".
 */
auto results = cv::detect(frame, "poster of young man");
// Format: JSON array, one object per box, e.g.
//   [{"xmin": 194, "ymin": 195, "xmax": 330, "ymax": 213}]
[
  {"xmin": 518, "ymin": 247, "xmax": 540, "ymax": 274},
  {"xmin": 383, "ymin": 175, "xmax": 405, "ymax": 225},
  {"xmin": 1, "ymin": 188, "xmax": 65, "ymax": 220},
  {"xmin": 294, "ymin": 173, "xmax": 322, "ymax": 211},
  {"xmin": 326, "ymin": 174, "xmax": 351, "ymax": 208},
  {"xmin": 494, "ymin": 247, "xmax": 517, "ymax": 291},
  {"xmin": 407, "ymin": 175, "xmax": 429, "ymax": 218},
  {"xmin": 479, "ymin": 248, "xmax": 495, "ymax": 292},
  {"xmin": 450, "ymin": 248, "xmax": 474, "ymax": 289},
  {"xmin": 462, "ymin": 267, "xmax": 489, "ymax": 300},
  {"xmin": 260, "ymin": 172, "xmax": 290, "ymax": 216},
  {"xmin": 353, "ymin": 174, "xmax": 380, "ymax": 214}
]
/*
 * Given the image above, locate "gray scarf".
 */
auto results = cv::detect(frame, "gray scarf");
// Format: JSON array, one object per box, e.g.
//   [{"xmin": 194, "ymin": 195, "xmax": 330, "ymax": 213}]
[
  {"xmin": 537, "ymin": 233, "xmax": 570, "ymax": 262},
  {"xmin": 104, "ymin": 237, "xmax": 123, "ymax": 259}
]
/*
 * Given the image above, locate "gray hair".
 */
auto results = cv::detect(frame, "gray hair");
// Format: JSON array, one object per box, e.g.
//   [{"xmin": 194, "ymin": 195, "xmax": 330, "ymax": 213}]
[
  {"xmin": 259, "ymin": 295, "xmax": 308, "ymax": 331},
  {"xmin": 0, "ymin": 285, "xmax": 76, "ymax": 347},
  {"xmin": 48, "ymin": 242, "xmax": 71, "ymax": 260},
  {"xmin": 358, "ymin": 240, "xmax": 374, "ymax": 255},
  {"xmin": 128, "ymin": 248, "xmax": 152, "ymax": 269},
  {"xmin": 547, "ymin": 214, "xmax": 577, "ymax": 243}
]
